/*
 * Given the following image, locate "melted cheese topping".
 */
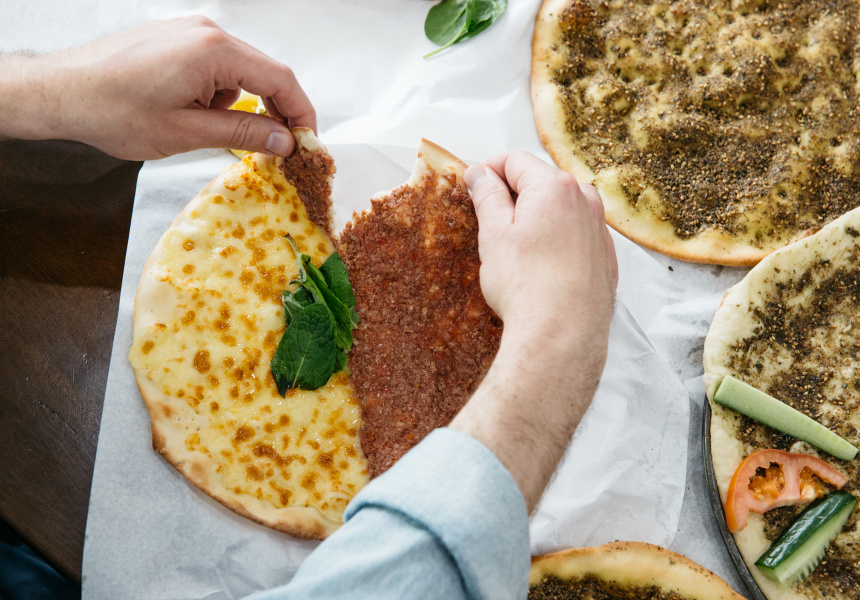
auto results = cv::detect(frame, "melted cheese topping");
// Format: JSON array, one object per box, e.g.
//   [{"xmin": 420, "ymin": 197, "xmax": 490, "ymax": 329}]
[
  {"xmin": 550, "ymin": 0, "xmax": 860, "ymax": 245},
  {"xmin": 130, "ymin": 155, "xmax": 368, "ymax": 523}
]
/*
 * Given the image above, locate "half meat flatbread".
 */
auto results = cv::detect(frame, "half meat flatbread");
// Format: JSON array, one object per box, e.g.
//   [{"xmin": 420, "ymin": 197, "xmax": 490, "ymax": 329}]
[
  {"xmin": 129, "ymin": 129, "xmax": 368, "ymax": 539},
  {"xmin": 529, "ymin": 542, "xmax": 745, "ymax": 600},
  {"xmin": 532, "ymin": 0, "xmax": 860, "ymax": 266},
  {"xmin": 338, "ymin": 139, "xmax": 502, "ymax": 478},
  {"xmin": 703, "ymin": 207, "xmax": 860, "ymax": 599}
]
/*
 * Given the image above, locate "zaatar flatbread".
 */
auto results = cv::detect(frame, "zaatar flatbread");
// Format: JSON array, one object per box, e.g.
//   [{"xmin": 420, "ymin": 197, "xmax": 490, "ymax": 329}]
[
  {"xmin": 532, "ymin": 0, "xmax": 860, "ymax": 266},
  {"xmin": 529, "ymin": 542, "xmax": 745, "ymax": 600},
  {"xmin": 704, "ymin": 207, "xmax": 860, "ymax": 599}
]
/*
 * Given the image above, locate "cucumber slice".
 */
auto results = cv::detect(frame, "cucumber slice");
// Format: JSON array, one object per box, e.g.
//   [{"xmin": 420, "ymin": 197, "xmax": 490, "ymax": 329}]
[
  {"xmin": 714, "ymin": 376, "xmax": 858, "ymax": 460},
  {"xmin": 755, "ymin": 491, "xmax": 857, "ymax": 586}
]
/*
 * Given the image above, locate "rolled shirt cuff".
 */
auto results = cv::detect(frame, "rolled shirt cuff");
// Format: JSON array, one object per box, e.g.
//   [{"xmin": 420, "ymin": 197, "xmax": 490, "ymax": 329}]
[{"xmin": 345, "ymin": 427, "xmax": 530, "ymax": 600}]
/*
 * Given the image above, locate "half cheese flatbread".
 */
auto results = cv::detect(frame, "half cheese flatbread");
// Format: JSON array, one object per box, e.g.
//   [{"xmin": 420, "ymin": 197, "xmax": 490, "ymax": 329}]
[
  {"xmin": 532, "ymin": 0, "xmax": 860, "ymax": 266},
  {"xmin": 339, "ymin": 139, "xmax": 502, "ymax": 477},
  {"xmin": 529, "ymin": 542, "xmax": 745, "ymax": 600},
  {"xmin": 703, "ymin": 207, "xmax": 860, "ymax": 599},
  {"xmin": 129, "ymin": 130, "xmax": 368, "ymax": 539}
]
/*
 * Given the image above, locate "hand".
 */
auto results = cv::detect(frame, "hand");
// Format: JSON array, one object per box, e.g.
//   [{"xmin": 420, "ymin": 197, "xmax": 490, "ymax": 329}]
[
  {"xmin": 450, "ymin": 152, "xmax": 618, "ymax": 512},
  {"xmin": 0, "ymin": 16, "xmax": 315, "ymax": 160},
  {"xmin": 466, "ymin": 152, "xmax": 617, "ymax": 357}
]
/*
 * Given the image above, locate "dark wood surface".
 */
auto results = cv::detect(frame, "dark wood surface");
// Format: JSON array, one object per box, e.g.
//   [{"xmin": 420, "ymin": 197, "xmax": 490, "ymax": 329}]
[{"xmin": 0, "ymin": 140, "xmax": 142, "ymax": 584}]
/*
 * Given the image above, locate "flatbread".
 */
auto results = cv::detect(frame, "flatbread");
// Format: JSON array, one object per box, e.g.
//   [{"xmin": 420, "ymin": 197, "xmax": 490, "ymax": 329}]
[
  {"xmin": 338, "ymin": 139, "xmax": 502, "ymax": 478},
  {"xmin": 129, "ymin": 129, "xmax": 368, "ymax": 539},
  {"xmin": 529, "ymin": 542, "xmax": 745, "ymax": 599},
  {"xmin": 703, "ymin": 207, "xmax": 860, "ymax": 599},
  {"xmin": 130, "ymin": 135, "xmax": 497, "ymax": 535},
  {"xmin": 532, "ymin": 0, "xmax": 860, "ymax": 266}
]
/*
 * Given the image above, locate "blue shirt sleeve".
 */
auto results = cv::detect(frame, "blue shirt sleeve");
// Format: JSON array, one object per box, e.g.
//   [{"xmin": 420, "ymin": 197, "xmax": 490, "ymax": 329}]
[{"xmin": 251, "ymin": 428, "xmax": 529, "ymax": 600}]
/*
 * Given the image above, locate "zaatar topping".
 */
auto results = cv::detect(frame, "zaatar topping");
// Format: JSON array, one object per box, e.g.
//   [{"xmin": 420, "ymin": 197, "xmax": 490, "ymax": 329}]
[
  {"xmin": 554, "ymin": 0, "xmax": 860, "ymax": 240},
  {"xmin": 529, "ymin": 575, "xmax": 688, "ymax": 600}
]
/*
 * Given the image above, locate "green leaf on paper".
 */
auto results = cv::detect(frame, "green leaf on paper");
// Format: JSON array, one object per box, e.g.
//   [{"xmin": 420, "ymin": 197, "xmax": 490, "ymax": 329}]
[{"xmin": 423, "ymin": 0, "xmax": 507, "ymax": 58}]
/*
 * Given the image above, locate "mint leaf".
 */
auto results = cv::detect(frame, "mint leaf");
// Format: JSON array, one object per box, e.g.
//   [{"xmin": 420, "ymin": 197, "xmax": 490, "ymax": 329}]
[
  {"xmin": 282, "ymin": 287, "xmax": 314, "ymax": 326},
  {"xmin": 271, "ymin": 236, "xmax": 360, "ymax": 393},
  {"xmin": 285, "ymin": 234, "xmax": 308, "ymax": 284},
  {"xmin": 302, "ymin": 255, "xmax": 355, "ymax": 352},
  {"xmin": 320, "ymin": 253, "xmax": 357, "ymax": 309},
  {"xmin": 334, "ymin": 349, "xmax": 348, "ymax": 374},
  {"xmin": 271, "ymin": 303, "xmax": 336, "ymax": 393}
]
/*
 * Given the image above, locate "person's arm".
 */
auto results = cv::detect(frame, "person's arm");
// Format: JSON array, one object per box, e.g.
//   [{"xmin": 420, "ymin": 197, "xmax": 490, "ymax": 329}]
[
  {"xmin": 451, "ymin": 152, "xmax": 618, "ymax": 512},
  {"xmin": 0, "ymin": 16, "xmax": 314, "ymax": 160},
  {"xmin": 251, "ymin": 153, "xmax": 617, "ymax": 600}
]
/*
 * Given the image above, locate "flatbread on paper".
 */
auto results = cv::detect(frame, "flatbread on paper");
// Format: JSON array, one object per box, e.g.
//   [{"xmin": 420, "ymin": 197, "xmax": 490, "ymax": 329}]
[
  {"xmin": 130, "ymin": 133, "xmax": 496, "ymax": 536},
  {"xmin": 704, "ymin": 207, "xmax": 860, "ymax": 599},
  {"xmin": 129, "ymin": 129, "xmax": 367, "ymax": 539}
]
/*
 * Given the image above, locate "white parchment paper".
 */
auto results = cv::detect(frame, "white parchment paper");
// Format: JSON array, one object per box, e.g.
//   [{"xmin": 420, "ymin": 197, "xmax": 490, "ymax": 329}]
[
  {"xmin": 0, "ymin": 0, "xmax": 753, "ymax": 597},
  {"xmin": 79, "ymin": 142, "xmax": 691, "ymax": 599}
]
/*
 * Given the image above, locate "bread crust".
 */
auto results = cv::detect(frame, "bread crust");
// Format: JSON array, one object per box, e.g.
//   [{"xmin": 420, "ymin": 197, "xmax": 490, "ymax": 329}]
[{"xmin": 530, "ymin": 541, "xmax": 745, "ymax": 599}]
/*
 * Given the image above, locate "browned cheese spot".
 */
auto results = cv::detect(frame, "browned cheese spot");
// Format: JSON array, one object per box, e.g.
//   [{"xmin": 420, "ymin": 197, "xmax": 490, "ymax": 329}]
[
  {"xmin": 233, "ymin": 425, "xmax": 254, "ymax": 444},
  {"xmin": 193, "ymin": 350, "xmax": 211, "ymax": 374}
]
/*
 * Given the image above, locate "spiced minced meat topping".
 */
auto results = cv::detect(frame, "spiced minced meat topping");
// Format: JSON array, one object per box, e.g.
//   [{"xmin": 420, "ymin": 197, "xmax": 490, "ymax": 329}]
[
  {"xmin": 279, "ymin": 146, "xmax": 336, "ymax": 239},
  {"xmin": 722, "ymin": 226, "xmax": 860, "ymax": 596},
  {"xmin": 529, "ymin": 575, "xmax": 689, "ymax": 600},
  {"xmin": 553, "ymin": 0, "xmax": 860, "ymax": 241},
  {"xmin": 338, "ymin": 170, "xmax": 502, "ymax": 478}
]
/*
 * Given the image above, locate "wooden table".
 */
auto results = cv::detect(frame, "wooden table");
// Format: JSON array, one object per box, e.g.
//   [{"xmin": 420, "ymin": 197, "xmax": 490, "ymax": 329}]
[{"xmin": 0, "ymin": 140, "xmax": 142, "ymax": 584}]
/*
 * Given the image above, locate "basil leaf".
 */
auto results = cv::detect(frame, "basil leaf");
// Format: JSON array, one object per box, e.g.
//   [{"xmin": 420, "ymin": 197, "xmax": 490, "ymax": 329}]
[
  {"xmin": 320, "ymin": 252, "xmax": 356, "ymax": 309},
  {"xmin": 303, "ymin": 255, "xmax": 355, "ymax": 352},
  {"xmin": 282, "ymin": 287, "xmax": 314, "ymax": 326},
  {"xmin": 270, "ymin": 302, "xmax": 336, "ymax": 394}
]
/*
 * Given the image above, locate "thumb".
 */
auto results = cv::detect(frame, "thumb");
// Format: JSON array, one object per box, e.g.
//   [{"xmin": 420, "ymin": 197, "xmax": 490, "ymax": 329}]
[
  {"xmin": 465, "ymin": 164, "xmax": 515, "ymax": 243},
  {"xmin": 178, "ymin": 108, "xmax": 297, "ymax": 156}
]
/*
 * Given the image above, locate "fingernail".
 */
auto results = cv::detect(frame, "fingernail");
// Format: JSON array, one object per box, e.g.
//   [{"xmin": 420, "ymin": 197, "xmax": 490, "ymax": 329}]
[
  {"xmin": 265, "ymin": 131, "xmax": 292, "ymax": 157},
  {"xmin": 464, "ymin": 165, "xmax": 488, "ymax": 192}
]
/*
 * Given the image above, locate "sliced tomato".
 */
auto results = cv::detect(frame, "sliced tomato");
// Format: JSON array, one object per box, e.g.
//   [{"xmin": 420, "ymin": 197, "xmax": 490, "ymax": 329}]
[{"xmin": 725, "ymin": 449, "xmax": 848, "ymax": 532}]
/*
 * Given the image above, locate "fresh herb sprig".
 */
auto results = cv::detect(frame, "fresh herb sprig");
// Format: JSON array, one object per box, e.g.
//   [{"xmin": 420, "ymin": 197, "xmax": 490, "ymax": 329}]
[
  {"xmin": 270, "ymin": 236, "xmax": 359, "ymax": 394},
  {"xmin": 423, "ymin": 0, "xmax": 507, "ymax": 59}
]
